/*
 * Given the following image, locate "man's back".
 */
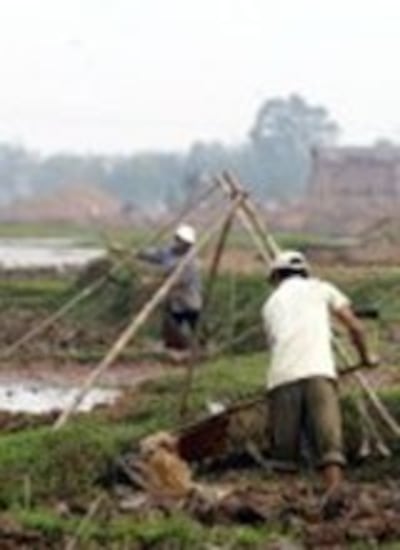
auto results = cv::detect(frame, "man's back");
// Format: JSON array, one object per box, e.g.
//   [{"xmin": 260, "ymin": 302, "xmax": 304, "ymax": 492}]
[
  {"xmin": 262, "ymin": 276, "xmax": 349, "ymax": 390},
  {"xmin": 139, "ymin": 245, "xmax": 202, "ymax": 312}
]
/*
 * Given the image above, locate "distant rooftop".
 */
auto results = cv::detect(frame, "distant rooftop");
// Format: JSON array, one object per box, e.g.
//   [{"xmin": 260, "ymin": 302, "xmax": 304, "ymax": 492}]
[{"xmin": 312, "ymin": 145, "xmax": 400, "ymax": 162}]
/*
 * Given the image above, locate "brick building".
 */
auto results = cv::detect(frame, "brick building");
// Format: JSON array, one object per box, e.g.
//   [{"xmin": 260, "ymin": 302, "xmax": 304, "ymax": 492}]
[{"xmin": 307, "ymin": 146, "xmax": 400, "ymax": 235}]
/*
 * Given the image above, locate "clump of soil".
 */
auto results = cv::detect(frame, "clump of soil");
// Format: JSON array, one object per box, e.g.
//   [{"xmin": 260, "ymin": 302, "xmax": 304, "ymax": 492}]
[{"xmin": 116, "ymin": 475, "xmax": 400, "ymax": 547}]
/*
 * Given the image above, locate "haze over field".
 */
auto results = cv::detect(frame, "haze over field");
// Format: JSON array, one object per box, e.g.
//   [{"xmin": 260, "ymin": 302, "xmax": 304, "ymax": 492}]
[
  {"xmin": 0, "ymin": 0, "xmax": 399, "ymax": 210},
  {"xmin": 0, "ymin": 0, "xmax": 399, "ymax": 154}
]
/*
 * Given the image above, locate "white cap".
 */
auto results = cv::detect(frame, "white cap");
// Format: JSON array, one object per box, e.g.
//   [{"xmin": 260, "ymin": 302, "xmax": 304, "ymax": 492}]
[
  {"xmin": 269, "ymin": 250, "xmax": 310, "ymax": 275},
  {"xmin": 175, "ymin": 224, "xmax": 196, "ymax": 245}
]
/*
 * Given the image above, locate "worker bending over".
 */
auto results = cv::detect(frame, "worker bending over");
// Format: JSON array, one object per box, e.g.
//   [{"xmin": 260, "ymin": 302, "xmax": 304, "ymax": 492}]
[
  {"xmin": 262, "ymin": 250, "xmax": 377, "ymax": 501},
  {"xmin": 138, "ymin": 224, "xmax": 202, "ymax": 350}
]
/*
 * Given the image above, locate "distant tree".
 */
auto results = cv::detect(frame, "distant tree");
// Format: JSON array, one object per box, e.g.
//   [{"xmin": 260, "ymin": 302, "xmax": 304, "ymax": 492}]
[
  {"xmin": 0, "ymin": 94, "xmax": 341, "ymax": 212},
  {"xmin": 32, "ymin": 154, "xmax": 108, "ymax": 195},
  {"xmin": 249, "ymin": 94, "xmax": 340, "ymax": 198},
  {"xmin": 183, "ymin": 141, "xmax": 231, "ymax": 192},
  {"xmin": 102, "ymin": 152, "xmax": 185, "ymax": 208},
  {"xmin": 373, "ymin": 138, "xmax": 397, "ymax": 150},
  {"xmin": 0, "ymin": 144, "xmax": 36, "ymax": 204}
]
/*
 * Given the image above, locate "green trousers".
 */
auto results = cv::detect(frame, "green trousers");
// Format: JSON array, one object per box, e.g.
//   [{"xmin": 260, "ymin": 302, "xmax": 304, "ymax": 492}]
[{"xmin": 268, "ymin": 376, "xmax": 345, "ymax": 471}]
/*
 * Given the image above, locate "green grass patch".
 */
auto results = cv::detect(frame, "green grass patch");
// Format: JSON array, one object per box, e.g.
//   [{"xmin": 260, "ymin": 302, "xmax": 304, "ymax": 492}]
[
  {"xmin": 0, "ymin": 351, "xmax": 399, "ymax": 507},
  {"xmin": 15, "ymin": 507, "xmax": 282, "ymax": 548},
  {"xmin": 0, "ymin": 221, "xmax": 153, "ymax": 248},
  {"xmin": 0, "ymin": 352, "xmax": 398, "ymax": 545},
  {"xmin": 0, "ymin": 422, "xmax": 122, "ymax": 507},
  {"xmin": 0, "ymin": 256, "xmax": 399, "ymax": 360},
  {"xmin": 0, "ymin": 353, "xmax": 265, "ymax": 508}
]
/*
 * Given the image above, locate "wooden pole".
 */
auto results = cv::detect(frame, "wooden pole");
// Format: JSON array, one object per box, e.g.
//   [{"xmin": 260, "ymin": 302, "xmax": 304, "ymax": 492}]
[
  {"xmin": 54, "ymin": 194, "xmax": 245, "ymax": 430},
  {"xmin": 2, "ymin": 276, "xmax": 109, "ymax": 359},
  {"xmin": 222, "ymin": 170, "xmax": 280, "ymax": 258},
  {"xmin": 355, "ymin": 371, "xmax": 400, "ymax": 438},
  {"xmin": 356, "ymin": 394, "xmax": 391, "ymax": 457},
  {"xmin": 202, "ymin": 208, "xmax": 235, "ymax": 315},
  {"xmin": 145, "ymin": 182, "xmax": 218, "ymax": 249},
  {"xmin": 178, "ymin": 199, "xmax": 243, "ymax": 420},
  {"xmin": 228, "ymin": 269, "xmax": 237, "ymax": 354},
  {"xmin": 196, "ymin": 207, "xmax": 236, "ymax": 345},
  {"xmin": 334, "ymin": 340, "xmax": 400, "ymax": 438},
  {"xmin": 214, "ymin": 175, "xmax": 272, "ymax": 267}
]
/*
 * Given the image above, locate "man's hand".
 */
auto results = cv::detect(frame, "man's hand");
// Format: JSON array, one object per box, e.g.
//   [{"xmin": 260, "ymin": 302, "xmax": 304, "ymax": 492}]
[
  {"xmin": 363, "ymin": 354, "xmax": 380, "ymax": 368},
  {"xmin": 334, "ymin": 306, "xmax": 378, "ymax": 369}
]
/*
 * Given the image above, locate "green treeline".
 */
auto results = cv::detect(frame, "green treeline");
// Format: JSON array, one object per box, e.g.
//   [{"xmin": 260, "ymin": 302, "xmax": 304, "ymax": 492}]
[{"xmin": 0, "ymin": 94, "xmax": 338, "ymax": 208}]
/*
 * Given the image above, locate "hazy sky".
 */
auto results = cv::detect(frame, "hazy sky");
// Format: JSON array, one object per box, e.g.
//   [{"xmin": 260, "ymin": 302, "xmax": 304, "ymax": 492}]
[{"xmin": 0, "ymin": 0, "xmax": 399, "ymax": 154}]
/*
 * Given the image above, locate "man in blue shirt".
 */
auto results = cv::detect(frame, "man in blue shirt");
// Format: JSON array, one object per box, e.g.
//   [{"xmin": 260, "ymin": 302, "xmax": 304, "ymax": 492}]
[{"xmin": 138, "ymin": 224, "xmax": 202, "ymax": 349}]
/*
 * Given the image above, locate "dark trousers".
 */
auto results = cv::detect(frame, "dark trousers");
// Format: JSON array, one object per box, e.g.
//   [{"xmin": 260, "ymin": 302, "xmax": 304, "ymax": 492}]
[
  {"xmin": 162, "ymin": 308, "xmax": 200, "ymax": 350},
  {"xmin": 268, "ymin": 377, "xmax": 345, "ymax": 470}
]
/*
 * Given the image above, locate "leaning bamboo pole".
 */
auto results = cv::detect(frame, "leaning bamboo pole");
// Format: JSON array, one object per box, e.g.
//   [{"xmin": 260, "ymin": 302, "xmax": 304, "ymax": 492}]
[
  {"xmin": 2, "ymin": 274, "xmax": 110, "ymax": 360},
  {"xmin": 179, "ymin": 199, "xmax": 245, "ymax": 419},
  {"xmin": 54, "ymin": 194, "xmax": 245, "ymax": 430},
  {"xmin": 178, "ymin": 210, "xmax": 237, "ymax": 419},
  {"xmin": 214, "ymin": 175, "xmax": 272, "ymax": 267},
  {"xmin": 222, "ymin": 170, "xmax": 280, "ymax": 258},
  {"xmin": 202, "ymin": 208, "xmax": 236, "ymax": 315},
  {"xmin": 197, "ymin": 207, "xmax": 237, "ymax": 344},
  {"xmin": 218, "ymin": 171, "xmax": 400, "ymax": 442},
  {"xmin": 356, "ymin": 394, "xmax": 391, "ymax": 457},
  {"xmin": 335, "ymin": 341, "xmax": 400, "ymax": 438}
]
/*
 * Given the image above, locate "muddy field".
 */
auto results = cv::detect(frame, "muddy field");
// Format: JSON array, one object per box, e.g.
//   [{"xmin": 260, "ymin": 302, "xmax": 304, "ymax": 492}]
[
  {"xmin": 0, "ymin": 252, "xmax": 396, "ymax": 548},
  {"xmin": 0, "ymin": 350, "xmax": 398, "ymax": 549}
]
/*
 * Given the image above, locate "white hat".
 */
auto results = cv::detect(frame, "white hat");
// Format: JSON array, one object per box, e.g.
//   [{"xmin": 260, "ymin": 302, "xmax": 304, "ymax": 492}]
[
  {"xmin": 269, "ymin": 250, "xmax": 310, "ymax": 275},
  {"xmin": 175, "ymin": 224, "xmax": 196, "ymax": 245}
]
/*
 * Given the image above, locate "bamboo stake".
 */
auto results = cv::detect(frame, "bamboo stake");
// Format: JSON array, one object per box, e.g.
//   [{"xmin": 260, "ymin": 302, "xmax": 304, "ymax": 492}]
[
  {"xmin": 214, "ymin": 175, "xmax": 272, "ymax": 267},
  {"xmin": 222, "ymin": 170, "xmax": 280, "ymax": 258},
  {"xmin": 54, "ymin": 195, "xmax": 245, "ymax": 430},
  {"xmin": 2, "ymin": 276, "xmax": 109, "ymax": 359},
  {"xmin": 179, "ymin": 200, "xmax": 243, "ymax": 419},
  {"xmin": 196, "ymin": 208, "xmax": 236, "ymax": 344},
  {"xmin": 355, "ymin": 371, "xmax": 400, "ymax": 438},
  {"xmin": 228, "ymin": 269, "xmax": 237, "ymax": 354},
  {"xmin": 219, "ymin": 171, "xmax": 400, "ymax": 441},
  {"xmin": 356, "ymin": 395, "xmax": 391, "ymax": 457},
  {"xmin": 334, "ymin": 340, "xmax": 400, "ymax": 438},
  {"xmin": 202, "ymin": 208, "xmax": 236, "ymax": 315},
  {"xmin": 144, "ymin": 182, "xmax": 218, "ymax": 249}
]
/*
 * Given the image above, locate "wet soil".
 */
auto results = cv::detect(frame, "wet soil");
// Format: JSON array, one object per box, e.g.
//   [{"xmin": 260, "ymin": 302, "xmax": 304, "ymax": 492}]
[
  {"xmin": 115, "ymin": 475, "xmax": 400, "ymax": 548},
  {"xmin": 0, "ymin": 358, "xmax": 169, "ymax": 432},
  {"xmin": 0, "ymin": 358, "xmax": 167, "ymax": 389}
]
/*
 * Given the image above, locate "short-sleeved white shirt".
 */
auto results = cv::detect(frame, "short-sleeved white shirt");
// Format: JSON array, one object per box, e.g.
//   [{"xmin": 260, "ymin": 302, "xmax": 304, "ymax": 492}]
[{"xmin": 262, "ymin": 276, "xmax": 350, "ymax": 391}]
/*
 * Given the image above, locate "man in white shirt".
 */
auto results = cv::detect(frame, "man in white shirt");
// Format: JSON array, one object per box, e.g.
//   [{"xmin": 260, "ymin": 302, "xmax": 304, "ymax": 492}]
[{"xmin": 262, "ymin": 250, "xmax": 376, "ymax": 498}]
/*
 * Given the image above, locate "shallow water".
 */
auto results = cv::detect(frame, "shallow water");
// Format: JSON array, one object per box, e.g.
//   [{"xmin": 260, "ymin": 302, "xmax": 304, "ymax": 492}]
[
  {"xmin": 0, "ymin": 382, "xmax": 119, "ymax": 414},
  {"xmin": 0, "ymin": 238, "xmax": 105, "ymax": 271}
]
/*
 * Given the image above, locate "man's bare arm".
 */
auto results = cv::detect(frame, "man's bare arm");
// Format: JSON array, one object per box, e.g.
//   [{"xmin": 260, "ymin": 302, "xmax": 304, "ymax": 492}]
[{"xmin": 334, "ymin": 306, "xmax": 378, "ymax": 366}]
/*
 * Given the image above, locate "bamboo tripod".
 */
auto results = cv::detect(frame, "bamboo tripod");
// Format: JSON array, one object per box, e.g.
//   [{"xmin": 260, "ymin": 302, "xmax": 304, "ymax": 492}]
[
  {"xmin": 27, "ymin": 166, "xmax": 395, "ymax": 451},
  {"xmin": 54, "ymin": 193, "xmax": 246, "ymax": 429}
]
